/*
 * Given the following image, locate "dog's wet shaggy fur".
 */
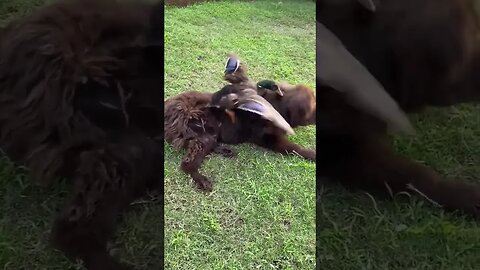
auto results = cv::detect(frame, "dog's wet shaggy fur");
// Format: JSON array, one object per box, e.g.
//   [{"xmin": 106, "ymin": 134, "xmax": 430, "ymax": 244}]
[
  {"xmin": 164, "ymin": 91, "xmax": 235, "ymax": 191},
  {"xmin": 0, "ymin": 0, "xmax": 163, "ymax": 269},
  {"xmin": 319, "ymin": 0, "xmax": 480, "ymax": 112}
]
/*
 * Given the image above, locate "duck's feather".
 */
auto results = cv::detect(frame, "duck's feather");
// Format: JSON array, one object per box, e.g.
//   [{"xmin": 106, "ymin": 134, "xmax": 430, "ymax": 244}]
[
  {"xmin": 237, "ymin": 99, "xmax": 294, "ymax": 135},
  {"xmin": 237, "ymin": 99, "xmax": 266, "ymax": 115},
  {"xmin": 224, "ymin": 56, "xmax": 240, "ymax": 74}
]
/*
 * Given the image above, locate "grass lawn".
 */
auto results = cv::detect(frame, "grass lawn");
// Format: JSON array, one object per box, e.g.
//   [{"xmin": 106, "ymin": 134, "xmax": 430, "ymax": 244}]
[{"xmin": 164, "ymin": 0, "xmax": 316, "ymax": 269}]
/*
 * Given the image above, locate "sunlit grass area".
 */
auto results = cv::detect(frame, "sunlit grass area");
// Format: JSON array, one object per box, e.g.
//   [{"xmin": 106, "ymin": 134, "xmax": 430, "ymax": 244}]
[{"xmin": 164, "ymin": 0, "xmax": 316, "ymax": 269}]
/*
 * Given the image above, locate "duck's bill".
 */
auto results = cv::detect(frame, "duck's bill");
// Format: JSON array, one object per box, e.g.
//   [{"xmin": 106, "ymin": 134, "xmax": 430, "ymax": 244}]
[
  {"xmin": 317, "ymin": 21, "xmax": 414, "ymax": 135},
  {"xmin": 275, "ymin": 85, "xmax": 284, "ymax": 97},
  {"xmin": 237, "ymin": 99, "xmax": 294, "ymax": 135}
]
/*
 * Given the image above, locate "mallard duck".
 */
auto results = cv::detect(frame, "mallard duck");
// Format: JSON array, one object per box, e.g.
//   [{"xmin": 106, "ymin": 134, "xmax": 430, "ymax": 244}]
[
  {"xmin": 221, "ymin": 55, "xmax": 315, "ymax": 128},
  {"xmin": 223, "ymin": 55, "xmax": 284, "ymax": 99},
  {"xmin": 256, "ymin": 79, "xmax": 283, "ymax": 97},
  {"xmin": 213, "ymin": 88, "xmax": 294, "ymax": 135}
]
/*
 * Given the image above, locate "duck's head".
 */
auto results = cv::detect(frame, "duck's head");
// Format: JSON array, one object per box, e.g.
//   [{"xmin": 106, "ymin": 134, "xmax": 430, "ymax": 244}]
[{"xmin": 256, "ymin": 80, "xmax": 283, "ymax": 97}]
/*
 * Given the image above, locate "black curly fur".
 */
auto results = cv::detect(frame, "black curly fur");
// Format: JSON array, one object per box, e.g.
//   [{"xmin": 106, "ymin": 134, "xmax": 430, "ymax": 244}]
[{"xmin": 164, "ymin": 91, "xmax": 235, "ymax": 192}]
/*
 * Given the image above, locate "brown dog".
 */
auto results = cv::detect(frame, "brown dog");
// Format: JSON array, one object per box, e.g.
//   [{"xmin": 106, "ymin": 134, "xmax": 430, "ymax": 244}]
[
  {"xmin": 164, "ymin": 86, "xmax": 315, "ymax": 192},
  {"xmin": 0, "ymin": 0, "xmax": 164, "ymax": 269},
  {"xmin": 164, "ymin": 91, "xmax": 235, "ymax": 191},
  {"xmin": 258, "ymin": 82, "xmax": 316, "ymax": 128},
  {"xmin": 317, "ymin": 0, "xmax": 480, "ymax": 217}
]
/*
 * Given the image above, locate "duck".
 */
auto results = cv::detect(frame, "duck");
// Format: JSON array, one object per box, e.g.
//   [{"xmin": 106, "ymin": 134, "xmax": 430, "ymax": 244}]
[
  {"xmin": 256, "ymin": 79, "xmax": 283, "ymax": 97},
  {"xmin": 221, "ymin": 53, "xmax": 316, "ymax": 128},
  {"xmin": 211, "ymin": 87, "xmax": 294, "ymax": 135},
  {"xmin": 223, "ymin": 54, "xmax": 283, "ymax": 98},
  {"xmin": 223, "ymin": 53, "xmax": 257, "ymax": 88}
]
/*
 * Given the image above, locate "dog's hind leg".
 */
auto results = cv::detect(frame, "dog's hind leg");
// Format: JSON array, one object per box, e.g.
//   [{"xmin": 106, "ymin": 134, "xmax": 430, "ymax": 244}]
[
  {"xmin": 322, "ymin": 139, "xmax": 480, "ymax": 218},
  {"xmin": 255, "ymin": 134, "xmax": 316, "ymax": 162},
  {"xmin": 180, "ymin": 135, "xmax": 218, "ymax": 192}
]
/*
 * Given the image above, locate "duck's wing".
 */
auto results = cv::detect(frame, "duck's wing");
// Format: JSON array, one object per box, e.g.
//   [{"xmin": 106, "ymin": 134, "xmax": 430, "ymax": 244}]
[
  {"xmin": 236, "ymin": 97, "xmax": 294, "ymax": 135},
  {"xmin": 317, "ymin": 22, "xmax": 414, "ymax": 135},
  {"xmin": 224, "ymin": 56, "xmax": 240, "ymax": 74}
]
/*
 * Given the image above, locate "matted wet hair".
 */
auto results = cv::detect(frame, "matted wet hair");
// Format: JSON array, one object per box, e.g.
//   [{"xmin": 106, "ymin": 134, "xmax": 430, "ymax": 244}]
[{"xmin": 0, "ymin": 0, "xmax": 164, "ymax": 269}]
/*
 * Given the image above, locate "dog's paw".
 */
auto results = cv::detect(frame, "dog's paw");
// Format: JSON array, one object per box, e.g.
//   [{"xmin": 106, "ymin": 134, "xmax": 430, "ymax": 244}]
[
  {"xmin": 453, "ymin": 185, "xmax": 480, "ymax": 218},
  {"xmin": 421, "ymin": 180, "xmax": 480, "ymax": 218},
  {"xmin": 214, "ymin": 146, "xmax": 237, "ymax": 158},
  {"xmin": 193, "ymin": 175, "xmax": 213, "ymax": 192}
]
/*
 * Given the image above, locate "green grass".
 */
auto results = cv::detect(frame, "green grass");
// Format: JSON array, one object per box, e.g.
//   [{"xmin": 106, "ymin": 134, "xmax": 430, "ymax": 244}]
[
  {"xmin": 0, "ymin": 0, "xmax": 316, "ymax": 269},
  {"xmin": 164, "ymin": 0, "xmax": 316, "ymax": 269}
]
